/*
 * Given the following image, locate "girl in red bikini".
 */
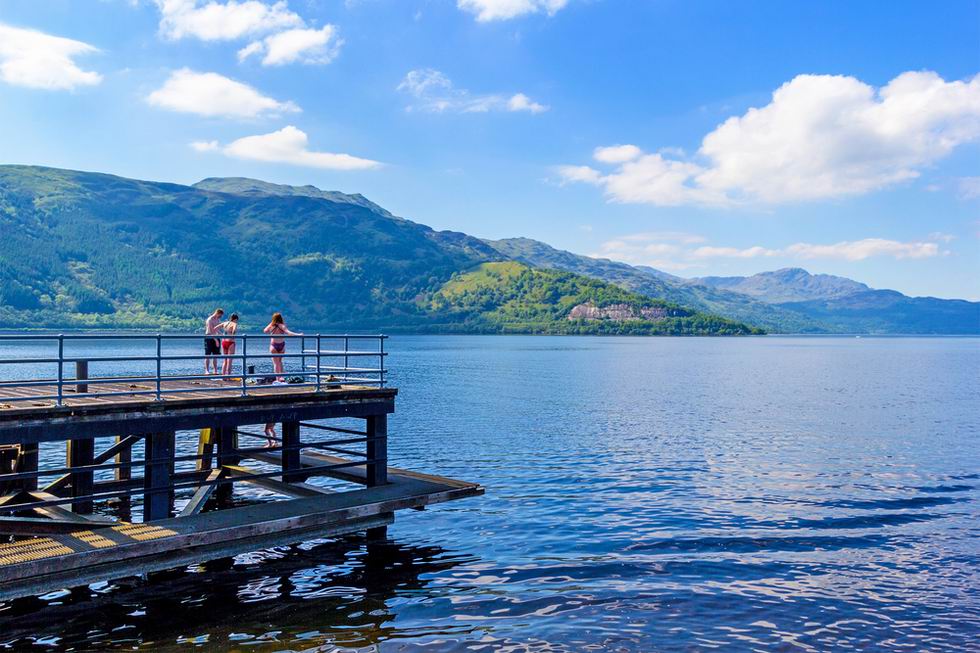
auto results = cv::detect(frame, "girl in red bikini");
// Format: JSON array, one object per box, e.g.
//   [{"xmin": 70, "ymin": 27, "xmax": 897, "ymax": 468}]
[
  {"xmin": 263, "ymin": 312, "xmax": 302, "ymax": 445},
  {"xmin": 218, "ymin": 313, "xmax": 239, "ymax": 379}
]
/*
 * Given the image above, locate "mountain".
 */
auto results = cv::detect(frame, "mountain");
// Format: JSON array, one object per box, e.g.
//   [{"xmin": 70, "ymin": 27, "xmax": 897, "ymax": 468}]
[
  {"xmin": 0, "ymin": 165, "xmax": 755, "ymax": 335},
  {"xmin": 425, "ymin": 261, "xmax": 761, "ymax": 335},
  {"xmin": 485, "ymin": 238, "xmax": 828, "ymax": 333},
  {"xmin": 690, "ymin": 268, "xmax": 870, "ymax": 303},
  {"xmin": 691, "ymin": 269, "xmax": 980, "ymax": 334}
]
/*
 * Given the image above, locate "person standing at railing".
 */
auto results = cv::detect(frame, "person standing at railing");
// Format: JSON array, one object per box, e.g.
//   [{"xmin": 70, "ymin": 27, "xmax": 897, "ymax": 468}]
[
  {"xmin": 263, "ymin": 312, "xmax": 302, "ymax": 382},
  {"xmin": 204, "ymin": 308, "xmax": 224, "ymax": 375},
  {"xmin": 219, "ymin": 313, "xmax": 240, "ymax": 379},
  {"xmin": 263, "ymin": 312, "xmax": 302, "ymax": 445}
]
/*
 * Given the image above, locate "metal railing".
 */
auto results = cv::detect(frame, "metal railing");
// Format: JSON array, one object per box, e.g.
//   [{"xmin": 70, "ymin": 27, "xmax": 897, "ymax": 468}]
[{"xmin": 0, "ymin": 333, "xmax": 387, "ymax": 405}]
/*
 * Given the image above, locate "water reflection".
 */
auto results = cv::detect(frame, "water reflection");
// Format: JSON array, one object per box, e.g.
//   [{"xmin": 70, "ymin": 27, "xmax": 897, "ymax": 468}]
[{"xmin": 0, "ymin": 535, "xmax": 474, "ymax": 651}]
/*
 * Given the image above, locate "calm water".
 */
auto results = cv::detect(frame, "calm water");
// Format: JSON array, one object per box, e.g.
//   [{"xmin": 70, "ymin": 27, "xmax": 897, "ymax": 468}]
[{"xmin": 0, "ymin": 335, "xmax": 978, "ymax": 652}]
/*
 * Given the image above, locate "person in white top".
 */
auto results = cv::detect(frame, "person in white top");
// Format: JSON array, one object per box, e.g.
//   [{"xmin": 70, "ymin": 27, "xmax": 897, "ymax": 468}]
[{"xmin": 204, "ymin": 308, "xmax": 224, "ymax": 375}]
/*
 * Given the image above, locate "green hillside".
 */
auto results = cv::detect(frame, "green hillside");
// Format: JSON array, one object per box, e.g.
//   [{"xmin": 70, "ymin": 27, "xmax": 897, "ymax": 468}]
[
  {"xmin": 422, "ymin": 262, "xmax": 762, "ymax": 335},
  {"xmin": 0, "ymin": 165, "xmax": 755, "ymax": 335}
]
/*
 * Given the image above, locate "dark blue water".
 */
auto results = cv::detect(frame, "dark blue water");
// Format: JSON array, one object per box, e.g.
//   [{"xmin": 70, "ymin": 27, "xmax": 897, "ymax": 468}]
[{"xmin": 0, "ymin": 335, "xmax": 978, "ymax": 651}]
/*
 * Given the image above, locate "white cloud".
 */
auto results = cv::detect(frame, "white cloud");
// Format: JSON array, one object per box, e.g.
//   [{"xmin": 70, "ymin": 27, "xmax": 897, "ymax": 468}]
[
  {"xmin": 397, "ymin": 68, "xmax": 549, "ymax": 115},
  {"xmin": 556, "ymin": 165, "xmax": 601, "ymax": 184},
  {"xmin": 0, "ymin": 23, "xmax": 101, "ymax": 90},
  {"xmin": 217, "ymin": 125, "xmax": 381, "ymax": 170},
  {"xmin": 458, "ymin": 0, "xmax": 568, "ymax": 22},
  {"xmin": 593, "ymin": 233, "xmax": 944, "ymax": 269},
  {"xmin": 784, "ymin": 239, "xmax": 939, "ymax": 261},
  {"xmin": 147, "ymin": 68, "xmax": 300, "ymax": 118},
  {"xmin": 155, "ymin": 0, "xmax": 303, "ymax": 41},
  {"xmin": 593, "ymin": 144, "xmax": 642, "ymax": 164},
  {"xmin": 560, "ymin": 71, "xmax": 980, "ymax": 206},
  {"xmin": 621, "ymin": 231, "xmax": 706, "ymax": 244},
  {"xmin": 238, "ymin": 25, "xmax": 342, "ymax": 66},
  {"xmin": 508, "ymin": 93, "xmax": 548, "ymax": 113},
  {"xmin": 190, "ymin": 140, "xmax": 219, "ymax": 151}
]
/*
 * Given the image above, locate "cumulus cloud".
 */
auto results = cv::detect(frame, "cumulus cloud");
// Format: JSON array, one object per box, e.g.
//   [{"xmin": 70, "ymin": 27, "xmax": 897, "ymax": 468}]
[
  {"xmin": 593, "ymin": 144, "xmax": 642, "ymax": 164},
  {"xmin": 147, "ymin": 68, "xmax": 300, "ymax": 118},
  {"xmin": 560, "ymin": 71, "xmax": 980, "ymax": 206},
  {"xmin": 238, "ymin": 25, "xmax": 342, "ymax": 66},
  {"xmin": 594, "ymin": 233, "xmax": 945, "ymax": 269},
  {"xmin": 507, "ymin": 93, "xmax": 548, "ymax": 114},
  {"xmin": 397, "ymin": 68, "xmax": 549, "ymax": 114},
  {"xmin": 0, "ymin": 22, "xmax": 102, "ymax": 90},
  {"xmin": 155, "ymin": 0, "xmax": 303, "ymax": 41},
  {"xmin": 202, "ymin": 125, "xmax": 381, "ymax": 170},
  {"xmin": 458, "ymin": 0, "xmax": 568, "ymax": 22}
]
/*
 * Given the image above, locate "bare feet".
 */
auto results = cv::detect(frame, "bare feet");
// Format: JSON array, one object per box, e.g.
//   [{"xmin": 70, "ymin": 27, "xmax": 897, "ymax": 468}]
[{"xmin": 264, "ymin": 424, "xmax": 276, "ymax": 448}]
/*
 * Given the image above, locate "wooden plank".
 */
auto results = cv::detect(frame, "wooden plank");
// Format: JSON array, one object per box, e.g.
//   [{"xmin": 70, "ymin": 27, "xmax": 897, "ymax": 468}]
[
  {"xmin": 0, "ymin": 393, "xmax": 396, "ymax": 445},
  {"xmin": 0, "ymin": 472, "xmax": 482, "ymax": 587},
  {"xmin": 178, "ymin": 468, "xmax": 223, "ymax": 517},
  {"xmin": 223, "ymin": 465, "xmax": 331, "ymax": 498},
  {"xmin": 28, "ymin": 491, "xmax": 114, "ymax": 524},
  {"xmin": 0, "ymin": 516, "xmax": 115, "ymax": 536},
  {"xmin": 0, "ymin": 514, "xmax": 392, "ymax": 601}
]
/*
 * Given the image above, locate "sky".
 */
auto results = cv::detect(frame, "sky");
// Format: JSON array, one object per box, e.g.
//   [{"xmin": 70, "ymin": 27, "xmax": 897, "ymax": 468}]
[{"xmin": 0, "ymin": 0, "xmax": 978, "ymax": 299}]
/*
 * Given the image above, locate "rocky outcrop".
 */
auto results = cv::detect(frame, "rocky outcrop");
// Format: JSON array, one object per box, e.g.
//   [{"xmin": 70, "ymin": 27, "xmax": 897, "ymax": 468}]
[{"xmin": 568, "ymin": 302, "xmax": 668, "ymax": 321}]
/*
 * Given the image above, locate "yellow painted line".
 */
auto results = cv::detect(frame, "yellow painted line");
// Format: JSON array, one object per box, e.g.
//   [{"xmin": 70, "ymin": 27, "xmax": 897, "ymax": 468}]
[
  {"xmin": 111, "ymin": 524, "xmax": 177, "ymax": 541},
  {"xmin": 70, "ymin": 530, "xmax": 117, "ymax": 549},
  {"xmin": 0, "ymin": 538, "xmax": 74, "ymax": 566}
]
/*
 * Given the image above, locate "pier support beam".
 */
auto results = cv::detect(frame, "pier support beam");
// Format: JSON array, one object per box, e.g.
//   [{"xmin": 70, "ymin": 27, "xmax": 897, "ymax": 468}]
[
  {"xmin": 19, "ymin": 443, "xmax": 38, "ymax": 492},
  {"xmin": 366, "ymin": 414, "xmax": 387, "ymax": 487},
  {"xmin": 281, "ymin": 421, "xmax": 301, "ymax": 483},
  {"xmin": 216, "ymin": 427, "xmax": 238, "ymax": 503},
  {"xmin": 144, "ymin": 431, "xmax": 175, "ymax": 521},
  {"xmin": 66, "ymin": 438, "xmax": 95, "ymax": 514}
]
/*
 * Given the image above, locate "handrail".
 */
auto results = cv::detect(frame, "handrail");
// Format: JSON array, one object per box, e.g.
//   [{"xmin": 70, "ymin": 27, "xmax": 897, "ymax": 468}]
[{"xmin": 0, "ymin": 333, "xmax": 388, "ymax": 405}]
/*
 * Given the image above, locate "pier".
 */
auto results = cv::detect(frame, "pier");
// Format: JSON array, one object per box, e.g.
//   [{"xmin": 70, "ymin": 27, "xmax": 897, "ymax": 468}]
[{"xmin": 0, "ymin": 334, "xmax": 482, "ymax": 601}]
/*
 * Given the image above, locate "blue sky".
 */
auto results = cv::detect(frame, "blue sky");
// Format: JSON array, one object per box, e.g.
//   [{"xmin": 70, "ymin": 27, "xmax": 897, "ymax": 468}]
[{"xmin": 1, "ymin": 0, "xmax": 978, "ymax": 299}]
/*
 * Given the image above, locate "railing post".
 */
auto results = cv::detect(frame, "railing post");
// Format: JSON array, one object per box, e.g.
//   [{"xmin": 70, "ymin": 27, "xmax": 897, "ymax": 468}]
[
  {"xmin": 380, "ymin": 335, "xmax": 385, "ymax": 388},
  {"xmin": 344, "ymin": 335, "xmax": 350, "ymax": 383},
  {"xmin": 155, "ymin": 334, "xmax": 162, "ymax": 401},
  {"xmin": 56, "ymin": 334, "xmax": 64, "ymax": 407},
  {"xmin": 315, "ymin": 334, "xmax": 321, "ymax": 392},
  {"xmin": 241, "ymin": 335, "xmax": 248, "ymax": 397}
]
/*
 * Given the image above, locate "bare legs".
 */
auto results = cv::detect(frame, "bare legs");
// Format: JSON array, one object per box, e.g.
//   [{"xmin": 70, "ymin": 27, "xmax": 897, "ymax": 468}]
[
  {"xmin": 271, "ymin": 345, "xmax": 285, "ymax": 382},
  {"xmin": 222, "ymin": 342, "xmax": 235, "ymax": 378}
]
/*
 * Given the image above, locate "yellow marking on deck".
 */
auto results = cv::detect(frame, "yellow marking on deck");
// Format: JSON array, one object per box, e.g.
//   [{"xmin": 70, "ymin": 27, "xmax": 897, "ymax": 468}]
[
  {"xmin": 70, "ymin": 530, "xmax": 117, "ymax": 549},
  {"xmin": 111, "ymin": 524, "xmax": 177, "ymax": 541},
  {"xmin": 0, "ymin": 538, "xmax": 74, "ymax": 566}
]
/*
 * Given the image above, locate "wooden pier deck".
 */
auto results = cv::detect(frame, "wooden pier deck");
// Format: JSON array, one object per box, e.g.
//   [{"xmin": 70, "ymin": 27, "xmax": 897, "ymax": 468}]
[{"xmin": 0, "ymin": 334, "xmax": 483, "ymax": 602}]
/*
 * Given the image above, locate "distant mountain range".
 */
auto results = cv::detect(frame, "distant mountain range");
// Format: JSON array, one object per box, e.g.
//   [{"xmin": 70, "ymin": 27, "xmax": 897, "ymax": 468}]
[
  {"xmin": 0, "ymin": 165, "xmax": 755, "ymax": 335},
  {"xmin": 487, "ymin": 238, "xmax": 979, "ymax": 334},
  {"xmin": 0, "ymin": 165, "xmax": 975, "ymax": 334}
]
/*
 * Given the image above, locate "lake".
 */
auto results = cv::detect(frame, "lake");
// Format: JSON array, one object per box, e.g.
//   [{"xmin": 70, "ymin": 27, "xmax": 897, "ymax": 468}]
[{"xmin": 0, "ymin": 335, "xmax": 977, "ymax": 651}]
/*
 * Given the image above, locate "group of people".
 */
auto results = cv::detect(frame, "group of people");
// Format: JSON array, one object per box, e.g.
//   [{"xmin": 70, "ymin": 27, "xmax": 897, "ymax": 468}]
[
  {"xmin": 204, "ymin": 308, "xmax": 302, "ymax": 378},
  {"xmin": 204, "ymin": 308, "xmax": 302, "ymax": 445}
]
